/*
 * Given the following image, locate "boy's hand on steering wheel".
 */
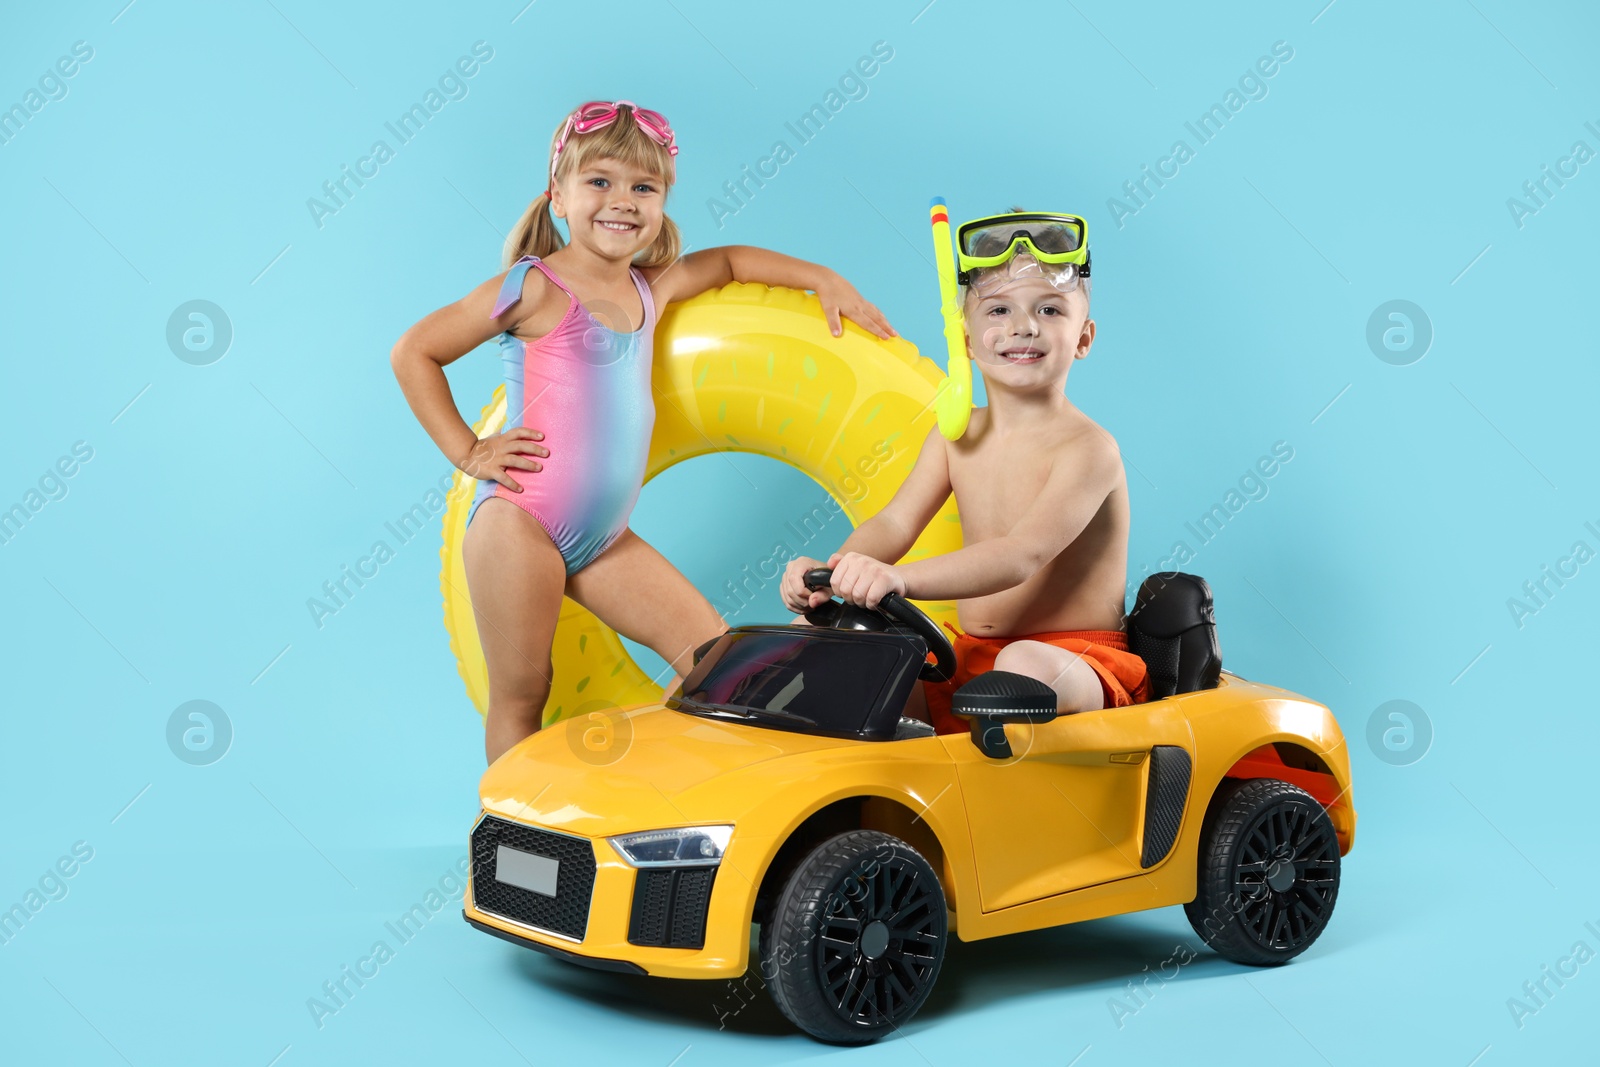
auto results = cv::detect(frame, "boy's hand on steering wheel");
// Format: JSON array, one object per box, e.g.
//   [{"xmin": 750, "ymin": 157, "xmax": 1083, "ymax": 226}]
[
  {"xmin": 781, "ymin": 556, "xmax": 832, "ymax": 613},
  {"xmin": 825, "ymin": 551, "xmax": 908, "ymax": 610}
]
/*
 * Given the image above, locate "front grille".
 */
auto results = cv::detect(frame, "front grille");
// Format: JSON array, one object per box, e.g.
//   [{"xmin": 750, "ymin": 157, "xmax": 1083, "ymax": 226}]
[
  {"xmin": 628, "ymin": 867, "xmax": 717, "ymax": 949},
  {"xmin": 471, "ymin": 814, "xmax": 596, "ymax": 941}
]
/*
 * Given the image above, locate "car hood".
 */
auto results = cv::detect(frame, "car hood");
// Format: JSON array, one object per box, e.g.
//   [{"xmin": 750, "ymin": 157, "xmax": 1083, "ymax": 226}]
[{"xmin": 478, "ymin": 703, "xmax": 858, "ymax": 837}]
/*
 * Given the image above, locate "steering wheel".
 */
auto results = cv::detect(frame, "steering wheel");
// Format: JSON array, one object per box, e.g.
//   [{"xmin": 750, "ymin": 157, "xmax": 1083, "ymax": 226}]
[{"xmin": 803, "ymin": 567, "xmax": 956, "ymax": 682}]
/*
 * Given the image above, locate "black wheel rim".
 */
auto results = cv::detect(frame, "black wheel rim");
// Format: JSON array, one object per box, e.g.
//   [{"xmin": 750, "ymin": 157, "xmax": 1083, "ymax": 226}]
[
  {"xmin": 1230, "ymin": 801, "xmax": 1338, "ymax": 953},
  {"xmin": 815, "ymin": 851, "xmax": 942, "ymax": 1028}
]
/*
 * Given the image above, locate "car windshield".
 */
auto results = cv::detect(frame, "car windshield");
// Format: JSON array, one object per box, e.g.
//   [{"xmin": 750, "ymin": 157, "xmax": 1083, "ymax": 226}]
[{"xmin": 670, "ymin": 629, "xmax": 906, "ymax": 738}]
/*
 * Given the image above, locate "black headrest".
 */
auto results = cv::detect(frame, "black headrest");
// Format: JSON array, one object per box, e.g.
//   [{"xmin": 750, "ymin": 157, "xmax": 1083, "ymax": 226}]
[
  {"xmin": 1130, "ymin": 571, "xmax": 1215, "ymax": 635},
  {"xmin": 1127, "ymin": 572, "xmax": 1222, "ymax": 698}
]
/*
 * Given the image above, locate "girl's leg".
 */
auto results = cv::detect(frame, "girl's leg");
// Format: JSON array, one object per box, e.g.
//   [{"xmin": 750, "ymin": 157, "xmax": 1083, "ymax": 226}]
[
  {"xmin": 462, "ymin": 498, "xmax": 569, "ymax": 764},
  {"xmin": 565, "ymin": 528, "xmax": 727, "ymax": 693}
]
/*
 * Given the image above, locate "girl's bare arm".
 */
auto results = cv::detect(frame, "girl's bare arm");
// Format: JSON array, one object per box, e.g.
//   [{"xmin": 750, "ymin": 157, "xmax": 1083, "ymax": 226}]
[
  {"xmin": 642, "ymin": 245, "xmax": 895, "ymax": 338},
  {"xmin": 390, "ymin": 271, "xmax": 550, "ymax": 478}
]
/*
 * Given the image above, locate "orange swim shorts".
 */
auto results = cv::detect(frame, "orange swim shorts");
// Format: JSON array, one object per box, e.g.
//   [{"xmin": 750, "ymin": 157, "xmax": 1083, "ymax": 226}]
[{"xmin": 920, "ymin": 626, "xmax": 1152, "ymax": 736}]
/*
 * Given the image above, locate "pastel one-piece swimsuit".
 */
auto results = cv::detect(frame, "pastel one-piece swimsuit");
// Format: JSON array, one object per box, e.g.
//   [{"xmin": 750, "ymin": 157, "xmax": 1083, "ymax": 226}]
[{"xmin": 465, "ymin": 255, "xmax": 657, "ymax": 574}]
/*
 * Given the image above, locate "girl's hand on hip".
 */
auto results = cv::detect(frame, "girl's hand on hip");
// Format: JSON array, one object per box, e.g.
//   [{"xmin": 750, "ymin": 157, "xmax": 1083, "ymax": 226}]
[{"xmin": 458, "ymin": 427, "xmax": 548, "ymax": 492}]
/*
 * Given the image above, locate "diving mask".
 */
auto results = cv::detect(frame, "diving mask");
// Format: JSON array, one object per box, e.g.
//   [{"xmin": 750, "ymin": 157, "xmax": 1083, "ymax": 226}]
[
  {"xmin": 963, "ymin": 251, "xmax": 1086, "ymax": 299},
  {"xmin": 956, "ymin": 212, "xmax": 1090, "ymax": 287}
]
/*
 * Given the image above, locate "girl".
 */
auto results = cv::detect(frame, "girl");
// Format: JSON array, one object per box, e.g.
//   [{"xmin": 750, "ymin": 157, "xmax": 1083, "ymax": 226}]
[{"xmin": 391, "ymin": 100, "xmax": 897, "ymax": 764}]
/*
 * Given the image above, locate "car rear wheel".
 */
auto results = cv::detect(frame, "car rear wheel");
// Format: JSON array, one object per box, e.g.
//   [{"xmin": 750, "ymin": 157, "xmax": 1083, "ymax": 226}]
[
  {"xmin": 1184, "ymin": 777, "xmax": 1340, "ymax": 965},
  {"xmin": 759, "ymin": 830, "xmax": 946, "ymax": 1044}
]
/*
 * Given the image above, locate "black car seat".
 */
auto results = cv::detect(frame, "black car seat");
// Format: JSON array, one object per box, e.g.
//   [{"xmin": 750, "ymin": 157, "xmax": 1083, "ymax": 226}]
[{"xmin": 1126, "ymin": 572, "xmax": 1222, "ymax": 699}]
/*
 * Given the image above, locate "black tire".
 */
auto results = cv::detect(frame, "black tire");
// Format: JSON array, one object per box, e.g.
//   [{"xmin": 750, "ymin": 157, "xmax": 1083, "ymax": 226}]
[
  {"xmin": 1184, "ymin": 778, "xmax": 1341, "ymax": 965},
  {"xmin": 758, "ymin": 830, "xmax": 946, "ymax": 1044}
]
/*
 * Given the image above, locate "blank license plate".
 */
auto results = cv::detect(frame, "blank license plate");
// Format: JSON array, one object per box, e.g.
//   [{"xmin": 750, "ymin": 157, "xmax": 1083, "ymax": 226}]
[{"xmin": 495, "ymin": 844, "xmax": 559, "ymax": 897}]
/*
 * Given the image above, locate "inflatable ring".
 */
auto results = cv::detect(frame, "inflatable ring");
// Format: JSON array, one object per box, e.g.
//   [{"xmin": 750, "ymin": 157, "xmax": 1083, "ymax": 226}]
[{"xmin": 440, "ymin": 282, "xmax": 965, "ymax": 724}]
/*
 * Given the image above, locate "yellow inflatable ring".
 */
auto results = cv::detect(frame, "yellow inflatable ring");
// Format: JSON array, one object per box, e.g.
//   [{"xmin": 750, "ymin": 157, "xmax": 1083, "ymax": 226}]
[{"xmin": 440, "ymin": 282, "xmax": 965, "ymax": 724}]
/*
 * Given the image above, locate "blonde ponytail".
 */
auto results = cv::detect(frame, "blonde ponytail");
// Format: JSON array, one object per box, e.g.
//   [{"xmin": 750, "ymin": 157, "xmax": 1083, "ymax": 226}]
[{"xmin": 503, "ymin": 191, "xmax": 567, "ymax": 267}]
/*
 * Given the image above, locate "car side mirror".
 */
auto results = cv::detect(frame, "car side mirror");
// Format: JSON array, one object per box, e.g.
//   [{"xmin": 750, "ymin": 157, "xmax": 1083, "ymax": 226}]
[{"xmin": 949, "ymin": 671, "xmax": 1059, "ymax": 759}]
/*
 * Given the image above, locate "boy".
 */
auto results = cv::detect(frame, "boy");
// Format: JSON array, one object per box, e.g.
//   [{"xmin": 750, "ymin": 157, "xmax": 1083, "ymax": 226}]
[{"xmin": 779, "ymin": 209, "xmax": 1149, "ymax": 733}]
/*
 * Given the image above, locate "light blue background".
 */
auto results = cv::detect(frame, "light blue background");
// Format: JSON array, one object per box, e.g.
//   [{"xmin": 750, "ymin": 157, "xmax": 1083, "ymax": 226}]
[{"xmin": 3, "ymin": 1, "xmax": 1596, "ymax": 1064}]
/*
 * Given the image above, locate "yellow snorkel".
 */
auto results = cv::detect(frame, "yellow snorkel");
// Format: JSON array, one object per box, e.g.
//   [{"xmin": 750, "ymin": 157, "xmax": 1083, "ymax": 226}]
[{"xmin": 929, "ymin": 198, "xmax": 971, "ymax": 441}]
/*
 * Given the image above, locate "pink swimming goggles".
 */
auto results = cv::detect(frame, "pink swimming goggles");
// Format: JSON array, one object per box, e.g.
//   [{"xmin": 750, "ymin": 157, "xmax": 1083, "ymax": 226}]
[{"xmin": 550, "ymin": 100, "xmax": 679, "ymax": 184}]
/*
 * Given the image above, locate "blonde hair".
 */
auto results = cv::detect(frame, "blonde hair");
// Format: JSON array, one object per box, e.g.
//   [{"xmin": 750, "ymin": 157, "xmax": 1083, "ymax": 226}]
[{"xmin": 503, "ymin": 103, "xmax": 681, "ymax": 269}]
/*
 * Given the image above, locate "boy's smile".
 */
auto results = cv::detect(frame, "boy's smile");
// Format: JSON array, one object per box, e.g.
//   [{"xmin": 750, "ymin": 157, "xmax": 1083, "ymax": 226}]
[{"xmin": 997, "ymin": 343, "xmax": 1046, "ymax": 364}]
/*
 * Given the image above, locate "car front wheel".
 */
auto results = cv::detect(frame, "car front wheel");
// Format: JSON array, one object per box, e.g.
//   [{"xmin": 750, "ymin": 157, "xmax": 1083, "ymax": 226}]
[
  {"xmin": 1184, "ymin": 777, "xmax": 1341, "ymax": 965},
  {"xmin": 759, "ymin": 829, "xmax": 946, "ymax": 1044}
]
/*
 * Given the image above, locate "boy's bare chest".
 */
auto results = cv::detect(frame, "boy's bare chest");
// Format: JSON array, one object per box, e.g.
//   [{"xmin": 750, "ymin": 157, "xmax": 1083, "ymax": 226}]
[{"xmin": 948, "ymin": 444, "xmax": 1055, "ymax": 537}]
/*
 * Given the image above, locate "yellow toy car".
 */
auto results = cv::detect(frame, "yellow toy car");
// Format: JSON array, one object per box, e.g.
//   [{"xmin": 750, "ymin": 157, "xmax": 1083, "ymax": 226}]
[{"xmin": 462, "ymin": 571, "xmax": 1354, "ymax": 1044}]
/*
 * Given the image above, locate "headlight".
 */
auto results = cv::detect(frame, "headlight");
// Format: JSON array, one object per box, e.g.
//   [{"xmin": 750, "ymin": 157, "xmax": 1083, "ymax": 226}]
[{"xmin": 609, "ymin": 825, "xmax": 732, "ymax": 868}]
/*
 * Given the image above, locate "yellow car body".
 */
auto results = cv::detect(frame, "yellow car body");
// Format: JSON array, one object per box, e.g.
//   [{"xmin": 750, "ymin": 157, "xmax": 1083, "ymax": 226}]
[{"xmin": 463, "ymin": 668, "xmax": 1354, "ymax": 981}]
